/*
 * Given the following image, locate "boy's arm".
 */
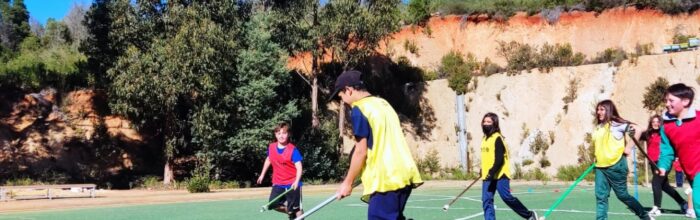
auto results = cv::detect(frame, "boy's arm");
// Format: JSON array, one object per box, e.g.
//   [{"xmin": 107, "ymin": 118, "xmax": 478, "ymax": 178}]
[
  {"xmin": 657, "ymin": 125, "xmax": 676, "ymax": 176},
  {"xmin": 337, "ymin": 137, "xmax": 367, "ymax": 200},
  {"xmin": 623, "ymin": 124, "xmax": 635, "ymax": 155},
  {"xmin": 257, "ymin": 157, "xmax": 271, "ymax": 184},
  {"xmin": 292, "ymin": 161, "xmax": 302, "ymax": 190}
]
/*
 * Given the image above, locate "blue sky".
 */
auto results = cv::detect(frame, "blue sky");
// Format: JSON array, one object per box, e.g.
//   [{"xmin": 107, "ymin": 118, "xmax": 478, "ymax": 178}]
[
  {"xmin": 25, "ymin": 0, "xmax": 90, "ymax": 25},
  {"xmin": 25, "ymin": 0, "xmax": 409, "ymax": 25}
]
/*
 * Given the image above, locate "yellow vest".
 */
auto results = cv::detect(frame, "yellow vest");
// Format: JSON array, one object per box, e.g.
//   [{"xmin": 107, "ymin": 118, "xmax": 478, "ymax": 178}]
[
  {"xmin": 352, "ymin": 97, "xmax": 423, "ymax": 202},
  {"xmin": 593, "ymin": 123, "xmax": 626, "ymax": 167},
  {"xmin": 480, "ymin": 133, "xmax": 511, "ymax": 180}
]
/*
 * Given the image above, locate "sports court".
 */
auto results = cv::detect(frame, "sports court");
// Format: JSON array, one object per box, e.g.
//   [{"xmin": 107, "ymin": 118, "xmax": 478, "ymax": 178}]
[{"xmin": 0, "ymin": 182, "xmax": 688, "ymax": 219}]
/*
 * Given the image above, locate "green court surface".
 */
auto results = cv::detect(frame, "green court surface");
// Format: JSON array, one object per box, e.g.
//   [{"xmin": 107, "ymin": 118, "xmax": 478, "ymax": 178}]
[{"xmin": 0, "ymin": 183, "xmax": 689, "ymax": 220}]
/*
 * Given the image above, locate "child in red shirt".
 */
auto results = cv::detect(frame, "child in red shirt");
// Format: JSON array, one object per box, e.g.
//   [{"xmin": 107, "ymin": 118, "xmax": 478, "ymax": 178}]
[{"xmin": 257, "ymin": 122, "xmax": 303, "ymax": 219}]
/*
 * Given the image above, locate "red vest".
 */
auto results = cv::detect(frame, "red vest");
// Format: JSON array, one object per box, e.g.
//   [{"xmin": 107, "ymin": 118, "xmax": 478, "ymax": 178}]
[
  {"xmin": 646, "ymin": 133, "xmax": 661, "ymax": 161},
  {"xmin": 269, "ymin": 142, "xmax": 297, "ymax": 185},
  {"xmin": 663, "ymin": 110, "xmax": 700, "ymax": 180}
]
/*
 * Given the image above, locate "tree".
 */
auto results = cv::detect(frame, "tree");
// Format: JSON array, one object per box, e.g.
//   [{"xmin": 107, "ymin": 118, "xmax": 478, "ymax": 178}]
[
  {"xmin": 0, "ymin": 9, "xmax": 11, "ymax": 56},
  {"xmin": 42, "ymin": 19, "xmax": 71, "ymax": 46},
  {"xmin": 5, "ymin": 0, "xmax": 30, "ymax": 49},
  {"xmin": 643, "ymin": 77, "xmax": 669, "ymax": 113},
  {"xmin": 80, "ymin": 0, "xmax": 136, "ymax": 88},
  {"xmin": 29, "ymin": 18, "xmax": 42, "ymax": 37},
  {"xmin": 64, "ymin": 3, "xmax": 88, "ymax": 46},
  {"xmin": 108, "ymin": 1, "xmax": 299, "ymax": 184},
  {"xmin": 407, "ymin": 0, "xmax": 431, "ymax": 25},
  {"xmin": 440, "ymin": 50, "xmax": 476, "ymax": 95},
  {"xmin": 269, "ymin": 0, "xmax": 401, "ymax": 130}
]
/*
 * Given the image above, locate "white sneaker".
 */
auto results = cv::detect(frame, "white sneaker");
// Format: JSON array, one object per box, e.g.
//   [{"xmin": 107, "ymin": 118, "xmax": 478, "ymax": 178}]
[
  {"xmin": 687, "ymin": 209, "xmax": 696, "ymax": 218},
  {"xmin": 527, "ymin": 211, "xmax": 538, "ymax": 220},
  {"xmin": 648, "ymin": 206, "xmax": 661, "ymax": 217}
]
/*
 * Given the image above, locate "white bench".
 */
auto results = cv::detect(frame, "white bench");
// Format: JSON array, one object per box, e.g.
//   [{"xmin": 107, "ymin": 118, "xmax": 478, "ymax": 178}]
[{"xmin": 0, "ymin": 184, "xmax": 96, "ymax": 201}]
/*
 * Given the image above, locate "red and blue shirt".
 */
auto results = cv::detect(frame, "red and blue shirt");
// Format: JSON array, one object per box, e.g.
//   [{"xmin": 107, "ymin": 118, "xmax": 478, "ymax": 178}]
[
  {"xmin": 659, "ymin": 109, "xmax": 700, "ymax": 180},
  {"xmin": 268, "ymin": 142, "xmax": 303, "ymax": 187}
]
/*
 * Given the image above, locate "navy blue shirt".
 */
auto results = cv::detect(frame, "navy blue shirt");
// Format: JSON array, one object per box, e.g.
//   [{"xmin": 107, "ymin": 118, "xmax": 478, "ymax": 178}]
[{"xmin": 351, "ymin": 107, "xmax": 374, "ymax": 149}]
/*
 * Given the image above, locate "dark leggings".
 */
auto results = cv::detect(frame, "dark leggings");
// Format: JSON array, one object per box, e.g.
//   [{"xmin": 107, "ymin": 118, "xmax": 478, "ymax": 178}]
[{"xmin": 651, "ymin": 162, "xmax": 686, "ymax": 207}]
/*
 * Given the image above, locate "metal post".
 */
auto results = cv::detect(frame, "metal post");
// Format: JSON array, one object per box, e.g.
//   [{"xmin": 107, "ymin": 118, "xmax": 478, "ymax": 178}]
[
  {"xmin": 633, "ymin": 146, "xmax": 639, "ymax": 199},
  {"xmin": 456, "ymin": 94, "xmax": 468, "ymax": 172}
]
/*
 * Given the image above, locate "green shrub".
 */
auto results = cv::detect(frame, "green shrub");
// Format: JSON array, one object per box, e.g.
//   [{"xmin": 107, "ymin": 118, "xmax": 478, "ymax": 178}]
[
  {"xmin": 133, "ymin": 176, "xmax": 163, "ymax": 190},
  {"xmin": 562, "ymin": 78, "xmax": 580, "ymax": 104},
  {"xmin": 492, "ymin": 0, "xmax": 516, "ymax": 20},
  {"xmin": 548, "ymin": 131, "xmax": 555, "ymax": 144},
  {"xmin": 535, "ymin": 43, "xmax": 586, "ymax": 72},
  {"xmin": 422, "ymin": 70, "xmax": 439, "ymax": 80},
  {"xmin": 448, "ymin": 167, "xmax": 480, "ymax": 180},
  {"xmin": 407, "ymin": 0, "xmax": 432, "ymax": 25},
  {"xmin": 530, "ymin": 132, "xmax": 550, "ymax": 156},
  {"xmin": 296, "ymin": 117, "xmax": 346, "ymax": 182},
  {"xmin": 523, "ymin": 168, "xmax": 550, "ymax": 181},
  {"xmin": 424, "ymin": 25, "xmax": 433, "ymax": 37},
  {"xmin": 440, "ymin": 50, "xmax": 477, "ymax": 94},
  {"xmin": 512, "ymin": 163, "xmax": 524, "ymax": 179},
  {"xmin": 634, "ymin": 43, "xmax": 654, "ymax": 56},
  {"xmin": 498, "ymin": 41, "xmax": 586, "ymax": 75},
  {"xmin": 642, "ymin": 77, "xmax": 669, "ymax": 112},
  {"xmin": 429, "ymin": 0, "xmax": 698, "ymax": 19},
  {"xmin": 187, "ymin": 175, "xmax": 211, "ymax": 193},
  {"xmin": 480, "ymin": 57, "xmax": 502, "ymax": 75},
  {"xmin": 208, "ymin": 180, "xmax": 239, "ymax": 190},
  {"xmin": 520, "ymin": 123, "xmax": 530, "ymax": 145},
  {"xmin": 522, "ymin": 159, "xmax": 534, "ymax": 166},
  {"xmin": 498, "ymin": 41, "xmax": 536, "ymax": 75},
  {"xmin": 416, "ymin": 148, "xmax": 442, "ymax": 176},
  {"xmin": 590, "ymin": 47, "xmax": 627, "ymax": 66},
  {"xmin": 404, "ymin": 39, "xmax": 420, "ymax": 55},
  {"xmin": 539, "ymin": 156, "xmax": 551, "ymax": 168},
  {"xmin": 4, "ymin": 177, "xmax": 44, "ymax": 186},
  {"xmin": 556, "ymin": 164, "xmax": 595, "ymax": 181},
  {"xmin": 673, "ymin": 33, "xmax": 696, "ymax": 44},
  {"xmin": 578, "ymin": 133, "xmax": 595, "ymax": 164}
]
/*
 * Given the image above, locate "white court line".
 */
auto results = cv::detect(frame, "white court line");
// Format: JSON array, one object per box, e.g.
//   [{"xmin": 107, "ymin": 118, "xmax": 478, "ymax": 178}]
[
  {"xmin": 345, "ymin": 204, "xmax": 687, "ymax": 219},
  {"xmin": 530, "ymin": 208, "xmax": 685, "ymax": 217},
  {"xmin": 454, "ymin": 212, "xmax": 483, "ymax": 220}
]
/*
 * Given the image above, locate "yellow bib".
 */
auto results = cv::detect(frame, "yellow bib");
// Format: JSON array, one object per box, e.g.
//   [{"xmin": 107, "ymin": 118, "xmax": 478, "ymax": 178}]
[
  {"xmin": 480, "ymin": 133, "xmax": 511, "ymax": 180},
  {"xmin": 593, "ymin": 123, "xmax": 626, "ymax": 167},
  {"xmin": 352, "ymin": 97, "xmax": 423, "ymax": 202}
]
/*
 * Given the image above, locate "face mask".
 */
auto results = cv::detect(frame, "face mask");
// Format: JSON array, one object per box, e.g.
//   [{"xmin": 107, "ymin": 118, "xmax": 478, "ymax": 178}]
[{"xmin": 482, "ymin": 125, "xmax": 495, "ymax": 136}]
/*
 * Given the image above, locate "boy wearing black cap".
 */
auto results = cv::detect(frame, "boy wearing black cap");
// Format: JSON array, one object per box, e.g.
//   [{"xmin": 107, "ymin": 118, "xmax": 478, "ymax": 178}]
[{"xmin": 331, "ymin": 70, "xmax": 423, "ymax": 220}]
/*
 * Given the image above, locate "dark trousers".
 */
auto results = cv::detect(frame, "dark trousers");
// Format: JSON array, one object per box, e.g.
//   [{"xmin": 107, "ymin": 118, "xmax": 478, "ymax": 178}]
[
  {"xmin": 482, "ymin": 177, "xmax": 533, "ymax": 220},
  {"xmin": 676, "ymin": 170, "xmax": 685, "ymax": 187},
  {"xmin": 651, "ymin": 162, "xmax": 686, "ymax": 207},
  {"xmin": 368, "ymin": 186, "xmax": 412, "ymax": 220}
]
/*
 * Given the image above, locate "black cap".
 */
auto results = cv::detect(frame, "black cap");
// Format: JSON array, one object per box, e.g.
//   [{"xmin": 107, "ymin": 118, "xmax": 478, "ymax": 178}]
[{"xmin": 328, "ymin": 70, "xmax": 363, "ymax": 101}]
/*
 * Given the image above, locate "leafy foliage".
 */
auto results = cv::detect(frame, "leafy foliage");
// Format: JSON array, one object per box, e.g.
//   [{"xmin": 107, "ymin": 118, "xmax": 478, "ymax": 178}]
[
  {"xmin": 406, "ymin": 0, "xmax": 432, "ymax": 25},
  {"xmin": 642, "ymin": 77, "xmax": 669, "ymax": 112},
  {"xmin": 440, "ymin": 50, "xmax": 477, "ymax": 94},
  {"xmin": 590, "ymin": 47, "xmax": 627, "ymax": 66},
  {"xmin": 107, "ymin": 2, "xmax": 300, "ymax": 183}
]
